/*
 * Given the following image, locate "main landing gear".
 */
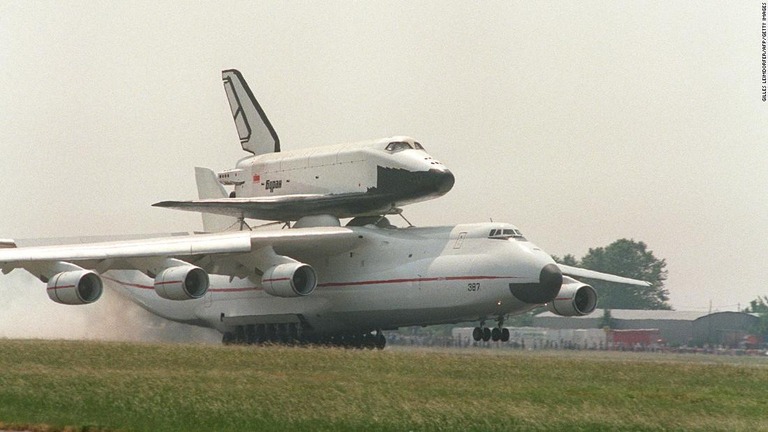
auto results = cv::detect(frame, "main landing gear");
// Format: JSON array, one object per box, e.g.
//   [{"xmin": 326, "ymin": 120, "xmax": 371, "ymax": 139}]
[
  {"xmin": 222, "ymin": 324, "xmax": 387, "ymax": 350},
  {"xmin": 472, "ymin": 319, "xmax": 510, "ymax": 343},
  {"xmin": 317, "ymin": 331, "xmax": 387, "ymax": 350}
]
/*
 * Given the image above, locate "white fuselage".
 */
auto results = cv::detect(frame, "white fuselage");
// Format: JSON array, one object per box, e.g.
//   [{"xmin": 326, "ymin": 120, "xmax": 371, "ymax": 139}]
[
  {"xmin": 225, "ymin": 136, "xmax": 451, "ymax": 204},
  {"xmin": 157, "ymin": 136, "xmax": 456, "ymax": 222},
  {"xmin": 106, "ymin": 222, "xmax": 556, "ymax": 335}
]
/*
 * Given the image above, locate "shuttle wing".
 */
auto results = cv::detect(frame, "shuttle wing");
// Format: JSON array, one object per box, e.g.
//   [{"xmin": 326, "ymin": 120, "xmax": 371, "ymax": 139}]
[
  {"xmin": 557, "ymin": 264, "xmax": 651, "ymax": 287},
  {"xmin": 153, "ymin": 193, "xmax": 396, "ymax": 222}
]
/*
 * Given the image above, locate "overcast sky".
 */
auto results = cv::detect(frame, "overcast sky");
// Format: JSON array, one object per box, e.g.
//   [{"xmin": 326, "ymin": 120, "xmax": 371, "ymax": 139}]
[{"xmin": 0, "ymin": 1, "xmax": 765, "ymax": 331}]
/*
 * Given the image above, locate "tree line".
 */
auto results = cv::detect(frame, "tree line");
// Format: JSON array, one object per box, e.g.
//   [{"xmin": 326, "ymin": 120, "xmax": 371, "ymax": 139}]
[{"xmin": 553, "ymin": 238, "xmax": 670, "ymax": 310}]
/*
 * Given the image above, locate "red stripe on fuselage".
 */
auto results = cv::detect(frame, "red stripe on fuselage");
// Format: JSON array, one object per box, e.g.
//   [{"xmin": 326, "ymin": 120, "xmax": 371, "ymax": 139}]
[
  {"xmin": 46, "ymin": 285, "xmax": 76, "ymax": 291},
  {"xmin": 318, "ymin": 275, "xmax": 522, "ymax": 288},
  {"xmin": 103, "ymin": 276, "xmax": 153, "ymax": 290},
  {"xmin": 104, "ymin": 276, "xmax": 261, "ymax": 293},
  {"xmin": 262, "ymin": 277, "xmax": 291, "ymax": 283},
  {"xmin": 104, "ymin": 275, "xmax": 523, "ymax": 294}
]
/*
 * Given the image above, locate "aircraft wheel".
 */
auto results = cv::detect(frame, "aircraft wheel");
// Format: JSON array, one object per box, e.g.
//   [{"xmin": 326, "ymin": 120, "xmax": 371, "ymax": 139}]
[
  {"xmin": 482, "ymin": 327, "xmax": 491, "ymax": 342},
  {"xmin": 375, "ymin": 333, "xmax": 386, "ymax": 350},
  {"xmin": 277, "ymin": 324, "xmax": 289, "ymax": 343},
  {"xmin": 355, "ymin": 334, "xmax": 366, "ymax": 349},
  {"xmin": 472, "ymin": 327, "xmax": 482, "ymax": 341},
  {"xmin": 222, "ymin": 332, "xmax": 235, "ymax": 345},
  {"xmin": 266, "ymin": 324, "xmax": 277, "ymax": 343},
  {"xmin": 491, "ymin": 327, "xmax": 501, "ymax": 342},
  {"xmin": 363, "ymin": 334, "xmax": 376, "ymax": 349},
  {"xmin": 347, "ymin": 335, "xmax": 358, "ymax": 349},
  {"xmin": 245, "ymin": 325, "xmax": 256, "ymax": 344},
  {"xmin": 256, "ymin": 325, "xmax": 267, "ymax": 344},
  {"xmin": 341, "ymin": 334, "xmax": 353, "ymax": 348},
  {"xmin": 235, "ymin": 326, "xmax": 246, "ymax": 344},
  {"xmin": 288, "ymin": 324, "xmax": 299, "ymax": 343},
  {"xmin": 334, "ymin": 334, "xmax": 345, "ymax": 347},
  {"xmin": 501, "ymin": 328, "xmax": 510, "ymax": 342}
]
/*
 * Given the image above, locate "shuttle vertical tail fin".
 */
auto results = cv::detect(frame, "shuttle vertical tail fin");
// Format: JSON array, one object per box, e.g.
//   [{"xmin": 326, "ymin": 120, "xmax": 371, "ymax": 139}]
[
  {"xmin": 222, "ymin": 69, "xmax": 280, "ymax": 155},
  {"xmin": 195, "ymin": 167, "xmax": 240, "ymax": 232}
]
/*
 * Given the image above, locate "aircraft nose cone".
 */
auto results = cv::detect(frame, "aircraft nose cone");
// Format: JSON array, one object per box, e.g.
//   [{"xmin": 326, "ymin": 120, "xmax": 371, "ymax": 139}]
[
  {"xmin": 508, "ymin": 263, "xmax": 563, "ymax": 304},
  {"xmin": 539, "ymin": 264, "xmax": 563, "ymax": 301}
]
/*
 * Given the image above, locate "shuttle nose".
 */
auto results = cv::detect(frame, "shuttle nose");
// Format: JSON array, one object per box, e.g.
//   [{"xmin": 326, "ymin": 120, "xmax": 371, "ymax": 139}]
[
  {"xmin": 376, "ymin": 166, "xmax": 454, "ymax": 199},
  {"xmin": 431, "ymin": 169, "xmax": 455, "ymax": 195},
  {"xmin": 508, "ymin": 264, "xmax": 563, "ymax": 305}
]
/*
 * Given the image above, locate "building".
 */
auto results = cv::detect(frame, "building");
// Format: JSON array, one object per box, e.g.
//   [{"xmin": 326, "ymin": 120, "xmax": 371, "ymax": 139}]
[
  {"xmin": 533, "ymin": 309, "xmax": 760, "ymax": 347},
  {"xmin": 692, "ymin": 311, "xmax": 760, "ymax": 347}
]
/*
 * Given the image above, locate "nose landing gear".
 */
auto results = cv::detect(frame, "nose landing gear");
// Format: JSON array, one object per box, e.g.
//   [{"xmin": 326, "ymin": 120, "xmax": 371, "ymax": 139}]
[
  {"xmin": 472, "ymin": 326, "xmax": 492, "ymax": 342},
  {"xmin": 472, "ymin": 318, "xmax": 510, "ymax": 343}
]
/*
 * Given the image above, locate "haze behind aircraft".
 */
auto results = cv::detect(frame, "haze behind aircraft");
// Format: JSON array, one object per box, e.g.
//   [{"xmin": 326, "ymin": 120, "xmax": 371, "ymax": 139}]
[
  {"xmin": 0, "ymin": 70, "xmax": 648, "ymax": 348},
  {"xmin": 155, "ymin": 70, "xmax": 455, "ymax": 225}
]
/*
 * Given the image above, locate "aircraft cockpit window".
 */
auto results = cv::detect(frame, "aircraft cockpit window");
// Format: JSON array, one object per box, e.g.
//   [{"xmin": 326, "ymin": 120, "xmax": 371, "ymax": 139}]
[
  {"xmin": 385, "ymin": 141, "xmax": 413, "ymax": 152},
  {"xmin": 489, "ymin": 228, "xmax": 526, "ymax": 240},
  {"xmin": 414, "ymin": 142, "xmax": 425, "ymax": 150}
]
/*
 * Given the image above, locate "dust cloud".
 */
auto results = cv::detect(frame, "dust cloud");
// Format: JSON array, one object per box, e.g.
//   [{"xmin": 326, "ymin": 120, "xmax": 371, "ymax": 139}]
[{"xmin": 0, "ymin": 270, "xmax": 220, "ymax": 344}]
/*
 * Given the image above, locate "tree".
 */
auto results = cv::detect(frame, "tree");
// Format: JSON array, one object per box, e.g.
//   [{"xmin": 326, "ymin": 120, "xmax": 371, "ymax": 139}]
[
  {"xmin": 598, "ymin": 309, "xmax": 616, "ymax": 329},
  {"xmin": 744, "ymin": 296, "xmax": 768, "ymax": 314},
  {"xmin": 576, "ymin": 239, "xmax": 670, "ymax": 310},
  {"xmin": 743, "ymin": 296, "xmax": 768, "ymax": 337},
  {"xmin": 551, "ymin": 254, "xmax": 578, "ymax": 266}
]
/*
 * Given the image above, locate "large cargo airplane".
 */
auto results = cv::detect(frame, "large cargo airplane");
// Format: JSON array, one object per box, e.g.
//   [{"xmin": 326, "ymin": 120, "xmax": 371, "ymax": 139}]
[
  {"xmin": 154, "ymin": 70, "xmax": 455, "ymax": 224},
  {"xmin": 0, "ymin": 71, "xmax": 648, "ymax": 348}
]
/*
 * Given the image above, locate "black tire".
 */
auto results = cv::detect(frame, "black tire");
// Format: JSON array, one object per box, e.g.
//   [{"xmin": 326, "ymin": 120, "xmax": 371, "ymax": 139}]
[
  {"xmin": 472, "ymin": 327, "xmax": 482, "ymax": 341},
  {"xmin": 235, "ymin": 326, "xmax": 246, "ymax": 344},
  {"xmin": 501, "ymin": 328, "xmax": 510, "ymax": 342},
  {"xmin": 256, "ymin": 325, "xmax": 267, "ymax": 344},
  {"xmin": 245, "ymin": 325, "xmax": 256, "ymax": 344},
  {"xmin": 375, "ymin": 333, "xmax": 386, "ymax": 350},
  {"xmin": 482, "ymin": 327, "xmax": 491, "ymax": 342},
  {"xmin": 491, "ymin": 327, "xmax": 501, "ymax": 342},
  {"xmin": 222, "ymin": 332, "xmax": 235, "ymax": 345}
]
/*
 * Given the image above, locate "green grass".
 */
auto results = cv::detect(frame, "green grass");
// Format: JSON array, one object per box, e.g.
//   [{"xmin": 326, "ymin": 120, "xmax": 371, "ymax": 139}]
[{"xmin": 0, "ymin": 341, "xmax": 767, "ymax": 431}]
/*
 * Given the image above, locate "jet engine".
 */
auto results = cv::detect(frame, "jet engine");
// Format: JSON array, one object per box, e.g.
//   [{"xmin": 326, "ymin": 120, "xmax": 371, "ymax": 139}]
[
  {"xmin": 262, "ymin": 263, "xmax": 317, "ymax": 297},
  {"xmin": 547, "ymin": 276, "xmax": 597, "ymax": 317},
  {"xmin": 47, "ymin": 270, "xmax": 103, "ymax": 305},
  {"xmin": 154, "ymin": 266, "xmax": 210, "ymax": 300}
]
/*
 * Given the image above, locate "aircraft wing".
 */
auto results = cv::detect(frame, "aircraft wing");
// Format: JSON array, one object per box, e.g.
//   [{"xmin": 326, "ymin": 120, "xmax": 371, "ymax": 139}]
[
  {"xmin": 557, "ymin": 264, "xmax": 651, "ymax": 287},
  {"xmin": 0, "ymin": 227, "xmax": 361, "ymax": 278}
]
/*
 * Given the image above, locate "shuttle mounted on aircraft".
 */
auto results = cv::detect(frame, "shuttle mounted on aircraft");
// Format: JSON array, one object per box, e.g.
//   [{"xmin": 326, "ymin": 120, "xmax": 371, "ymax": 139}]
[
  {"xmin": 154, "ymin": 70, "xmax": 455, "ymax": 223},
  {"xmin": 0, "ymin": 69, "xmax": 649, "ymax": 348}
]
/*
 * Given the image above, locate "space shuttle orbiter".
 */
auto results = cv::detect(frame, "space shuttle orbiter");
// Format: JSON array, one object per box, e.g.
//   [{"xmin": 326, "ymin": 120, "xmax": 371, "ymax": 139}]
[{"xmin": 154, "ymin": 70, "xmax": 454, "ymax": 224}]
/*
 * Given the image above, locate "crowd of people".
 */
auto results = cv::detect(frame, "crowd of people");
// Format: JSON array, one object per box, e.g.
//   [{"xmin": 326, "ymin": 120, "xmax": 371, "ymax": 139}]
[{"xmin": 385, "ymin": 331, "xmax": 768, "ymax": 356}]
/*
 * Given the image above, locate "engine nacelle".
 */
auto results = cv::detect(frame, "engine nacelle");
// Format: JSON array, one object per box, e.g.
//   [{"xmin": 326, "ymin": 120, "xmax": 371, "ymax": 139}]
[
  {"xmin": 547, "ymin": 277, "xmax": 598, "ymax": 317},
  {"xmin": 154, "ymin": 266, "xmax": 209, "ymax": 300},
  {"xmin": 262, "ymin": 263, "xmax": 317, "ymax": 297},
  {"xmin": 47, "ymin": 270, "xmax": 103, "ymax": 305}
]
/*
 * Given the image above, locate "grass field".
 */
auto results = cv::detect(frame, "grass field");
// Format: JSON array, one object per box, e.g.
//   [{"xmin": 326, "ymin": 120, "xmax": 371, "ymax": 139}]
[{"xmin": 0, "ymin": 340, "xmax": 767, "ymax": 431}]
